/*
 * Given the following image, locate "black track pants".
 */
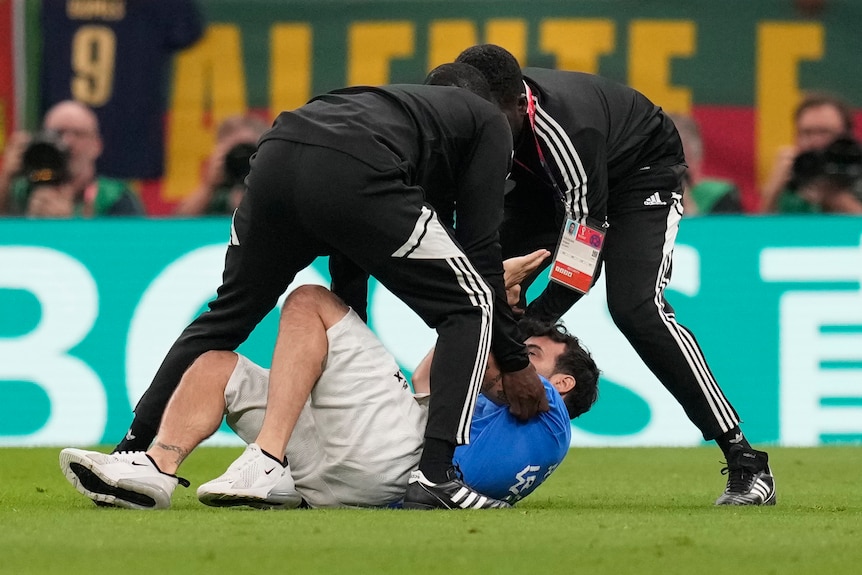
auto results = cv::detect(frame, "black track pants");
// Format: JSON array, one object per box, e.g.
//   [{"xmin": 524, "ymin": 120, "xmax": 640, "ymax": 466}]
[
  {"xmin": 135, "ymin": 140, "xmax": 494, "ymax": 445},
  {"xmin": 526, "ymin": 165, "xmax": 740, "ymax": 440}
]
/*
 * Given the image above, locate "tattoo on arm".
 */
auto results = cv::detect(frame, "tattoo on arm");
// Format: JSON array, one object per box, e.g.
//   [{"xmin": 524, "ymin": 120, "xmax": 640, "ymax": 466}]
[
  {"xmin": 482, "ymin": 372, "xmax": 502, "ymax": 394},
  {"xmin": 482, "ymin": 372, "xmax": 508, "ymax": 405},
  {"xmin": 154, "ymin": 442, "xmax": 190, "ymax": 466}
]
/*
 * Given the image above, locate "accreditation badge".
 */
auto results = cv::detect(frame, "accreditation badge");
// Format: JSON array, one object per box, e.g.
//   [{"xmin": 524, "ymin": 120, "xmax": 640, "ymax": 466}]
[{"xmin": 549, "ymin": 219, "xmax": 605, "ymax": 294}]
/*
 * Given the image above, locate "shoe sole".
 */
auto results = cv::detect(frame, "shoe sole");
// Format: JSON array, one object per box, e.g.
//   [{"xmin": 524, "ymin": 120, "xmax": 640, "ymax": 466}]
[
  {"xmin": 402, "ymin": 483, "xmax": 512, "ymax": 511},
  {"xmin": 715, "ymin": 491, "xmax": 777, "ymax": 506},
  {"xmin": 197, "ymin": 491, "xmax": 298, "ymax": 510},
  {"xmin": 59, "ymin": 450, "xmax": 168, "ymax": 510},
  {"xmin": 402, "ymin": 501, "xmax": 445, "ymax": 511},
  {"xmin": 403, "ymin": 500, "xmax": 510, "ymax": 510}
]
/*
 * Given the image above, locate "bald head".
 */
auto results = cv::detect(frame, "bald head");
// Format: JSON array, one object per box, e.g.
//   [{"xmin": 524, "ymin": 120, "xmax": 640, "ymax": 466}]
[
  {"xmin": 41, "ymin": 100, "xmax": 102, "ymax": 180},
  {"xmin": 43, "ymin": 100, "xmax": 100, "ymax": 135}
]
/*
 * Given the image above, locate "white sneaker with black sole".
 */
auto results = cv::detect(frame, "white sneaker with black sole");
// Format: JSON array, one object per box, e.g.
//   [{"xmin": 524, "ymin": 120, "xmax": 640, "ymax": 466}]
[
  {"xmin": 715, "ymin": 444, "xmax": 776, "ymax": 506},
  {"xmin": 197, "ymin": 443, "xmax": 302, "ymax": 510},
  {"xmin": 59, "ymin": 448, "xmax": 189, "ymax": 510}
]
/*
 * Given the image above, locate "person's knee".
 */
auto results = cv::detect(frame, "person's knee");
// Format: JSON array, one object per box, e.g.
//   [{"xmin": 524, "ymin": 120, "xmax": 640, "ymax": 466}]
[
  {"xmin": 185, "ymin": 350, "xmax": 239, "ymax": 392},
  {"xmin": 607, "ymin": 294, "xmax": 651, "ymax": 336},
  {"xmin": 281, "ymin": 284, "xmax": 348, "ymax": 327},
  {"xmin": 283, "ymin": 284, "xmax": 331, "ymax": 308}
]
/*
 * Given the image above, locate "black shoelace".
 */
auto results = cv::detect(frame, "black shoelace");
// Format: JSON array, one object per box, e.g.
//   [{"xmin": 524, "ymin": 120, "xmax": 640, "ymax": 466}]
[{"xmin": 720, "ymin": 465, "xmax": 754, "ymax": 492}]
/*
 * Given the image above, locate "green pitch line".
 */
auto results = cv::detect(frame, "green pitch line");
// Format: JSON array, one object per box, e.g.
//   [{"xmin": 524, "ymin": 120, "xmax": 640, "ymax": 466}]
[{"xmin": 1, "ymin": 446, "xmax": 860, "ymax": 575}]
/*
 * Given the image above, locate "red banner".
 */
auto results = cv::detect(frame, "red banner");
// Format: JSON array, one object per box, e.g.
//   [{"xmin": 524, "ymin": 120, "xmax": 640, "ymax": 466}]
[{"xmin": 0, "ymin": 0, "xmax": 14, "ymax": 154}]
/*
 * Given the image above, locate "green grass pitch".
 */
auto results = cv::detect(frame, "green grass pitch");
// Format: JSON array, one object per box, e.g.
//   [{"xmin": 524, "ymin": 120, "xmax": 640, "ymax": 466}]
[{"xmin": 1, "ymin": 446, "xmax": 860, "ymax": 574}]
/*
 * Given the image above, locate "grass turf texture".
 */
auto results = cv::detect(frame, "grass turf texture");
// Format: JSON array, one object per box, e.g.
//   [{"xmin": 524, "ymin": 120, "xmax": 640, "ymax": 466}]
[{"xmin": 1, "ymin": 446, "xmax": 860, "ymax": 575}]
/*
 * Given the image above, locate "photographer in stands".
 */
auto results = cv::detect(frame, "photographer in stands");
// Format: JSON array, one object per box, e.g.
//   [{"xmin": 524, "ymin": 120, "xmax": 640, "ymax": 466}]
[
  {"xmin": 174, "ymin": 114, "xmax": 270, "ymax": 216},
  {"xmin": 785, "ymin": 135, "xmax": 862, "ymax": 213},
  {"xmin": 760, "ymin": 92, "xmax": 862, "ymax": 213},
  {"xmin": 0, "ymin": 100, "xmax": 142, "ymax": 217}
]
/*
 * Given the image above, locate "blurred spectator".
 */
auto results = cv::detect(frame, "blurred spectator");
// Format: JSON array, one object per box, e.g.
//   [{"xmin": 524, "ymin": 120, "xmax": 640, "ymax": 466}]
[
  {"xmin": 670, "ymin": 113, "xmax": 743, "ymax": 216},
  {"xmin": 40, "ymin": 0, "xmax": 203, "ymax": 180},
  {"xmin": 0, "ymin": 100, "xmax": 142, "ymax": 217},
  {"xmin": 174, "ymin": 114, "xmax": 270, "ymax": 216},
  {"xmin": 760, "ymin": 91, "xmax": 862, "ymax": 213}
]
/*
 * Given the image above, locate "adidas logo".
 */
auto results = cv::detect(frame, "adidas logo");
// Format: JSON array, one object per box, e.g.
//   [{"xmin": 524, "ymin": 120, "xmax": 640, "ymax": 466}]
[
  {"xmin": 448, "ymin": 486, "xmax": 491, "ymax": 509},
  {"xmin": 643, "ymin": 192, "xmax": 666, "ymax": 206}
]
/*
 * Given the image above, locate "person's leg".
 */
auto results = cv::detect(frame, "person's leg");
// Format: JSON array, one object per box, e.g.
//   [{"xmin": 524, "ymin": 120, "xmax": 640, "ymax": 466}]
[
  {"xmin": 285, "ymin": 287, "xmax": 427, "ymax": 507},
  {"xmin": 328, "ymin": 207, "xmax": 510, "ymax": 509},
  {"xmin": 117, "ymin": 139, "xmax": 322, "ymax": 451},
  {"xmin": 605, "ymin": 165, "xmax": 774, "ymax": 505},
  {"xmin": 195, "ymin": 285, "xmax": 347, "ymax": 509},
  {"xmin": 196, "ymin": 285, "xmax": 422, "ymax": 509},
  {"xmin": 605, "ymin": 169, "xmax": 740, "ymax": 440},
  {"xmin": 223, "ymin": 147, "xmax": 508, "ymax": 509},
  {"xmin": 328, "ymin": 252, "xmax": 370, "ymax": 322},
  {"xmin": 333, "ymin": 205, "xmax": 494, "ymax": 480},
  {"xmin": 59, "ymin": 351, "xmax": 239, "ymax": 509},
  {"xmin": 253, "ymin": 285, "xmax": 350, "ymax": 458},
  {"xmin": 283, "ymin": 151, "xmax": 495, "ymax": 476},
  {"xmin": 146, "ymin": 351, "xmax": 238, "ymax": 475}
]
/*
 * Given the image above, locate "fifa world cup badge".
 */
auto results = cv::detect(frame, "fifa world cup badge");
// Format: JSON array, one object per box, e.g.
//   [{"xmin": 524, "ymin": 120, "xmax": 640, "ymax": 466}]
[{"xmin": 549, "ymin": 219, "xmax": 604, "ymax": 293}]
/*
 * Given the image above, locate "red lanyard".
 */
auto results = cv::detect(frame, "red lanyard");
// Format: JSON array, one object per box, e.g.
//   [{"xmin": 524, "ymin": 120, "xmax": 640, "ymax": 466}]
[{"xmin": 515, "ymin": 83, "xmax": 565, "ymax": 202}]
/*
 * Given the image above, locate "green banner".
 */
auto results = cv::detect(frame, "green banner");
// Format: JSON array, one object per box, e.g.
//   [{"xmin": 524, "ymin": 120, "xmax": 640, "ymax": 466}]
[
  {"xmin": 13, "ymin": 1, "xmax": 862, "ymax": 210},
  {"xmin": 154, "ymin": 0, "xmax": 862, "ymax": 212},
  {"xmin": 1, "ymin": 216, "xmax": 861, "ymax": 446}
]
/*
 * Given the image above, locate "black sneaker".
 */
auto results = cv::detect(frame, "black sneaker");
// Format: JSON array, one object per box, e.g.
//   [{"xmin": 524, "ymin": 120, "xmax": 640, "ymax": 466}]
[
  {"xmin": 404, "ymin": 468, "xmax": 511, "ymax": 509},
  {"xmin": 715, "ymin": 444, "xmax": 776, "ymax": 506},
  {"xmin": 403, "ymin": 468, "xmax": 511, "ymax": 510}
]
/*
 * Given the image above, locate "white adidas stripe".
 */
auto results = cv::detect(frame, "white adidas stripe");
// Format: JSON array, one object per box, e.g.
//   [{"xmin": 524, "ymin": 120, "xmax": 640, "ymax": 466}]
[
  {"xmin": 446, "ymin": 255, "xmax": 493, "ymax": 445},
  {"xmin": 450, "ymin": 487, "xmax": 470, "ymax": 503},
  {"xmin": 533, "ymin": 100, "xmax": 589, "ymax": 221},
  {"xmin": 651, "ymin": 206, "xmax": 738, "ymax": 431},
  {"xmin": 751, "ymin": 479, "xmax": 771, "ymax": 500},
  {"xmin": 529, "ymin": 87, "xmax": 739, "ymax": 432},
  {"xmin": 391, "ymin": 207, "xmax": 491, "ymax": 446},
  {"xmin": 656, "ymin": 251, "xmax": 737, "ymax": 429},
  {"xmin": 460, "ymin": 493, "xmax": 478, "ymax": 507}
]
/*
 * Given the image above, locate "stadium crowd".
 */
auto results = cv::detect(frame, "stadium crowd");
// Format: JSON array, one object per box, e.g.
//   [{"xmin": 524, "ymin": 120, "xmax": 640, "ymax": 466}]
[{"xmin": 5, "ymin": 93, "xmax": 860, "ymax": 217}]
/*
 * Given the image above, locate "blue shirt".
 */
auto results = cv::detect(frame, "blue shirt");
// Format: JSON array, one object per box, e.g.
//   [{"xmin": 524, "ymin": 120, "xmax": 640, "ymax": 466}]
[{"xmin": 454, "ymin": 376, "xmax": 572, "ymax": 503}]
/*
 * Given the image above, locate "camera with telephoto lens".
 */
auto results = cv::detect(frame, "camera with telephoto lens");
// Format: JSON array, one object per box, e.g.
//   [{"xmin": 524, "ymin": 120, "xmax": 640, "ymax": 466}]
[
  {"xmin": 21, "ymin": 131, "xmax": 71, "ymax": 191},
  {"xmin": 222, "ymin": 142, "xmax": 257, "ymax": 189},
  {"xmin": 790, "ymin": 136, "xmax": 862, "ymax": 193}
]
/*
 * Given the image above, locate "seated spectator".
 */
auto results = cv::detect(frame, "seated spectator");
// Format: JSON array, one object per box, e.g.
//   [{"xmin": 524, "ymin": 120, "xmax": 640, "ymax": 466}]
[
  {"xmin": 760, "ymin": 91, "xmax": 862, "ymax": 214},
  {"xmin": 669, "ymin": 113, "xmax": 743, "ymax": 216},
  {"xmin": 174, "ymin": 114, "xmax": 270, "ymax": 216},
  {"xmin": 0, "ymin": 100, "xmax": 143, "ymax": 217}
]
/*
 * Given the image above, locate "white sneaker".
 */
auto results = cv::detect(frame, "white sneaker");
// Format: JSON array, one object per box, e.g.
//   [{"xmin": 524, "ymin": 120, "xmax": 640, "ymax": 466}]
[
  {"xmin": 197, "ymin": 443, "xmax": 302, "ymax": 509},
  {"xmin": 59, "ymin": 448, "xmax": 188, "ymax": 510}
]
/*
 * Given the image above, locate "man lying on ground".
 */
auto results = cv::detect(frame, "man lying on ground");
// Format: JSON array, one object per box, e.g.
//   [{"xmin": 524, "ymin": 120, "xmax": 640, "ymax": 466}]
[{"xmin": 60, "ymin": 254, "xmax": 599, "ymax": 510}]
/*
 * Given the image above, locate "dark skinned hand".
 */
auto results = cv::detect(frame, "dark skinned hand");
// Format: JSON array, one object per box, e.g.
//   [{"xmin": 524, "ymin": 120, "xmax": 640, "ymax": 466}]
[{"xmin": 501, "ymin": 363, "xmax": 549, "ymax": 420}]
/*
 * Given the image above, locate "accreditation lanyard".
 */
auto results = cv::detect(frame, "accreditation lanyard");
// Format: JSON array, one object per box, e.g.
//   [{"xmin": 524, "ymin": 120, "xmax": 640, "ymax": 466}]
[
  {"xmin": 519, "ymin": 85, "xmax": 605, "ymax": 294},
  {"xmin": 513, "ymin": 83, "xmax": 567, "ymax": 205}
]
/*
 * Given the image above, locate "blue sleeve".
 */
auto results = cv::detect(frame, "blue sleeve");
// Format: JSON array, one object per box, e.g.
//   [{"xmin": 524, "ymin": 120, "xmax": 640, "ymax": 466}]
[{"xmin": 454, "ymin": 377, "xmax": 572, "ymax": 503}]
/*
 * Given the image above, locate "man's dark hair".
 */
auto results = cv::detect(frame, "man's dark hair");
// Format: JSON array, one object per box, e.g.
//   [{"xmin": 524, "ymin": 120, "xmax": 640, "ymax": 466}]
[
  {"xmin": 455, "ymin": 44, "xmax": 524, "ymax": 106},
  {"xmin": 795, "ymin": 91, "xmax": 855, "ymax": 134},
  {"xmin": 519, "ymin": 317, "xmax": 600, "ymax": 419},
  {"xmin": 424, "ymin": 62, "xmax": 492, "ymax": 102}
]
